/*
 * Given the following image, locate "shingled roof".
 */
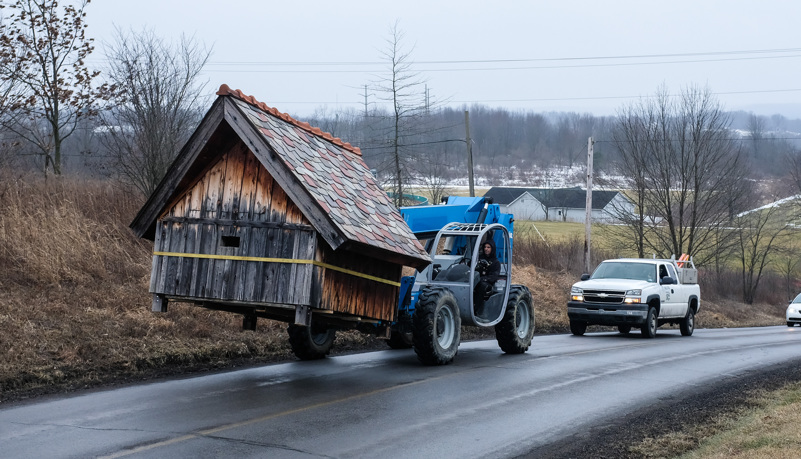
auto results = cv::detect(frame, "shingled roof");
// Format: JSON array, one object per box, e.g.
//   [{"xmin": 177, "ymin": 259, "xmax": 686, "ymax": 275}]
[
  {"xmin": 484, "ymin": 186, "xmax": 620, "ymax": 209},
  {"xmin": 131, "ymin": 84, "xmax": 430, "ymax": 269}
]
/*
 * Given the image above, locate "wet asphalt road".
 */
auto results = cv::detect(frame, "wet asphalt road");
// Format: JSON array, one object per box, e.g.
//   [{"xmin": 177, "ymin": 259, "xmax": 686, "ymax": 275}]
[{"xmin": 3, "ymin": 326, "xmax": 801, "ymax": 459}]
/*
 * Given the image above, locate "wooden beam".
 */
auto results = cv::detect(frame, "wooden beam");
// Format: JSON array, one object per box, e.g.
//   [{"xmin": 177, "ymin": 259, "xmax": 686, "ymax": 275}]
[
  {"xmin": 159, "ymin": 216, "xmax": 315, "ymax": 231},
  {"xmin": 339, "ymin": 239, "xmax": 431, "ymax": 271},
  {"xmin": 294, "ymin": 304, "xmax": 311, "ymax": 326},
  {"xmin": 152, "ymin": 294, "xmax": 167, "ymax": 312}
]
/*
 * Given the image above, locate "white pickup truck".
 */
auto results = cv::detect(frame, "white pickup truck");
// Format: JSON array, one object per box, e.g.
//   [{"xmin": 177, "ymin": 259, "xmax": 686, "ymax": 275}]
[{"xmin": 567, "ymin": 257, "xmax": 700, "ymax": 338}]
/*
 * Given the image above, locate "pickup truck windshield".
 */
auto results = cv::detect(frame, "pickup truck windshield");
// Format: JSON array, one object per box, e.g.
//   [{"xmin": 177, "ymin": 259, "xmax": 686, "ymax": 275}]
[{"xmin": 591, "ymin": 262, "xmax": 656, "ymax": 282}]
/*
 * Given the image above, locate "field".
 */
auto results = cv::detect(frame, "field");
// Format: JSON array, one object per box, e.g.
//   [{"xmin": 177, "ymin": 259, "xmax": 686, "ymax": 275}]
[
  {"xmin": 1, "ymin": 176, "xmax": 798, "ymax": 457},
  {"xmin": 0, "ymin": 176, "xmax": 788, "ymax": 403}
]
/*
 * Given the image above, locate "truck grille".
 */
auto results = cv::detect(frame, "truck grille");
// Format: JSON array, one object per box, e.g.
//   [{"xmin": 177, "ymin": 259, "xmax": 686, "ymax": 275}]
[{"xmin": 583, "ymin": 289, "xmax": 625, "ymax": 304}]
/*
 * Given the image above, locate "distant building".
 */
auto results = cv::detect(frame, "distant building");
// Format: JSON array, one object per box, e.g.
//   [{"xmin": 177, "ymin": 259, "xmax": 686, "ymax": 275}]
[{"xmin": 483, "ymin": 187, "xmax": 634, "ymax": 223}]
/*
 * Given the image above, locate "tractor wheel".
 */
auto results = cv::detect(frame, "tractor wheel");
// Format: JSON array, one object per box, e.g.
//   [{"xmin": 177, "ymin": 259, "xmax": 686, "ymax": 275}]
[
  {"xmin": 495, "ymin": 285, "xmax": 535, "ymax": 354},
  {"xmin": 570, "ymin": 320, "xmax": 587, "ymax": 336},
  {"xmin": 386, "ymin": 330, "xmax": 413, "ymax": 349},
  {"xmin": 412, "ymin": 286, "xmax": 461, "ymax": 365},
  {"xmin": 287, "ymin": 323, "xmax": 336, "ymax": 360}
]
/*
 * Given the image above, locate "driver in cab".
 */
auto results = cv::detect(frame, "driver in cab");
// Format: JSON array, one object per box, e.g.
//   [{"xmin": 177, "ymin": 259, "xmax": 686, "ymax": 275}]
[{"xmin": 474, "ymin": 240, "xmax": 501, "ymax": 314}]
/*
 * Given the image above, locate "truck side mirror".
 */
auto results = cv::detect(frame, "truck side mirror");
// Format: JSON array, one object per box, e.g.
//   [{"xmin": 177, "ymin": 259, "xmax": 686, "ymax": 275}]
[
  {"xmin": 661, "ymin": 276, "xmax": 676, "ymax": 285},
  {"xmin": 580, "ymin": 273, "xmax": 590, "ymax": 281}
]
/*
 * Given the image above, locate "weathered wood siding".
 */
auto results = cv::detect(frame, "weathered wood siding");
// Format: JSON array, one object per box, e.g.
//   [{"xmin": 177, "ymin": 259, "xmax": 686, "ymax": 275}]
[
  {"xmin": 150, "ymin": 141, "xmax": 316, "ymax": 305},
  {"xmin": 311, "ymin": 244, "xmax": 401, "ymax": 322},
  {"xmin": 150, "ymin": 139, "xmax": 402, "ymax": 322}
]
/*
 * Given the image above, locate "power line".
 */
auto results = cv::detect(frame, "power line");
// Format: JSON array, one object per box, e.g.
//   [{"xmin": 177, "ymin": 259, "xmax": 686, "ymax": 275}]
[
  {"xmin": 202, "ymin": 47, "xmax": 801, "ymax": 66},
  {"xmin": 252, "ymin": 87, "xmax": 801, "ymax": 106},
  {"xmin": 196, "ymin": 53, "xmax": 801, "ymax": 74},
  {"xmin": 595, "ymin": 136, "xmax": 801, "ymax": 144},
  {"xmin": 87, "ymin": 47, "xmax": 801, "ymax": 73}
]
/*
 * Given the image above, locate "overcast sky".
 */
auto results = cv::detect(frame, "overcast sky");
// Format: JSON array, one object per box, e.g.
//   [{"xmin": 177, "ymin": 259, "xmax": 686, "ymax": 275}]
[{"xmin": 87, "ymin": 0, "xmax": 801, "ymax": 119}]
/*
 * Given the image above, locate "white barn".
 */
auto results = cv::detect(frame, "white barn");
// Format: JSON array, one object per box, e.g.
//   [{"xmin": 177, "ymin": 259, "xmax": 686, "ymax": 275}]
[{"xmin": 484, "ymin": 187, "xmax": 634, "ymax": 223}]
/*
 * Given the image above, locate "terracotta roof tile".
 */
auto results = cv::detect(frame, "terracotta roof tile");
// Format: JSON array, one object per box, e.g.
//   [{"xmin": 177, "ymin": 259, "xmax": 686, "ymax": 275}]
[
  {"xmin": 217, "ymin": 84, "xmax": 362, "ymax": 156},
  {"xmin": 303, "ymin": 175, "xmax": 318, "ymax": 188}
]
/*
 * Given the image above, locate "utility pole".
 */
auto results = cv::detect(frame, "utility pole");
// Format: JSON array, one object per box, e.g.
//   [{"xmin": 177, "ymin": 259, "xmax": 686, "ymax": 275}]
[
  {"xmin": 584, "ymin": 137, "xmax": 594, "ymax": 273},
  {"xmin": 363, "ymin": 85, "xmax": 368, "ymax": 118},
  {"xmin": 465, "ymin": 110, "xmax": 475, "ymax": 197}
]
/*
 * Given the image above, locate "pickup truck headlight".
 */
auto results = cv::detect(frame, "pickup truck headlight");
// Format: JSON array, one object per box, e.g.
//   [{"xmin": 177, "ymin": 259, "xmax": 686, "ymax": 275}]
[
  {"xmin": 570, "ymin": 286, "xmax": 583, "ymax": 302},
  {"xmin": 624, "ymin": 289, "xmax": 642, "ymax": 304}
]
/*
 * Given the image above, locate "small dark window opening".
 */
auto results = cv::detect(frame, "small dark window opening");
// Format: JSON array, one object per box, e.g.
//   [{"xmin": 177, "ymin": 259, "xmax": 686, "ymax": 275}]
[{"xmin": 221, "ymin": 236, "xmax": 240, "ymax": 248}]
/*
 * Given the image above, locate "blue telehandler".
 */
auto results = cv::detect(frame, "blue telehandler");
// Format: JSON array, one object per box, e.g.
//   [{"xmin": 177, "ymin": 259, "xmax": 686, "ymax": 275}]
[
  {"xmin": 388, "ymin": 196, "xmax": 535, "ymax": 364},
  {"xmin": 288, "ymin": 196, "xmax": 535, "ymax": 365}
]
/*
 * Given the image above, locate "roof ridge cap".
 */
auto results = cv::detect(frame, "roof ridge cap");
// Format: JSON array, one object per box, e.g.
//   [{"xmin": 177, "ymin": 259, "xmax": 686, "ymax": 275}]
[{"xmin": 216, "ymin": 84, "xmax": 362, "ymax": 156}]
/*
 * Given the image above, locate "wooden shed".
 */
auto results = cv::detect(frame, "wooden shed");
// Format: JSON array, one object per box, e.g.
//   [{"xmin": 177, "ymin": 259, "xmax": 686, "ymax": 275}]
[{"xmin": 130, "ymin": 85, "xmax": 430, "ymax": 331}]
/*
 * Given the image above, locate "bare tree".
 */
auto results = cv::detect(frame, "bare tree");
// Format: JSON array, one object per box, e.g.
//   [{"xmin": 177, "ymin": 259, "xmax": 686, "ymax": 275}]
[
  {"xmin": 367, "ymin": 21, "xmax": 432, "ymax": 208},
  {"xmin": 734, "ymin": 202, "xmax": 794, "ymax": 304},
  {"xmin": 0, "ymin": 0, "xmax": 106, "ymax": 175},
  {"xmin": 609, "ymin": 85, "xmax": 749, "ymax": 264},
  {"xmin": 786, "ymin": 148, "xmax": 801, "ymax": 196},
  {"xmin": 746, "ymin": 113, "xmax": 766, "ymax": 161},
  {"xmin": 100, "ymin": 27, "xmax": 210, "ymax": 197},
  {"xmin": 417, "ymin": 156, "xmax": 451, "ymax": 205},
  {"xmin": 607, "ymin": 100, "xmax": 658, "ymax": 258},
  {"xmin": 0, "ymin": 10, "xmax": 22, "ymax": 171},
  {"xmin": 775, "ymin": 247, "xmax": 801, "ymax": 302}
]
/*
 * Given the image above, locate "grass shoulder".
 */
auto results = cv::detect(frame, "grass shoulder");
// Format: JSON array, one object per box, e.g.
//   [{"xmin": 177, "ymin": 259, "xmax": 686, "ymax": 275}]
[{"xmin": 675, "ymin": 379, "xmax": 801, "ymax": 458}]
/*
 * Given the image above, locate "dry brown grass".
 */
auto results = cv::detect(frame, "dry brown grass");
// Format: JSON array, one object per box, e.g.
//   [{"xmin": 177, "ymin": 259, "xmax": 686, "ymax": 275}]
[
  {"xmin": 0, "ymin": 175, "xmax": 380, "ymax": 401},
  {"xmin": 0, "ymin": 175, "xmax": 787, "ymax": 402},
  {"xmin": 671, "ymin": 383, "xmax": 801, "ymax": 458}
]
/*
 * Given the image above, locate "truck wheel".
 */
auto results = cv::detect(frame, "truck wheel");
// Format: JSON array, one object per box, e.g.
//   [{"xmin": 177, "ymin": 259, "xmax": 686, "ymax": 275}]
[
  {"xmin": 495, "ymin": 286, "xmax": 535, "ymax": 354},
  {"xmin": 789, "ymin": 322, "xmax": 796, "ymax": 327},
  {"xmin": 680, "ymin": 308, "xmax": 695, "ymax": 336},
  {"xmin": 641, "ymin": 307, "xmax": 657, "ymax": 338},
  {"xmin": 386, "ymin": 330, "xmax": 413, "ymax": 349},
  {"xmin": 618, "ymin": 325, "xmax": 631, "ymax": 334},
  {"xmin": 287, "ymin": 323, "xmax": 336, "ymax": 360},
  {"xmin": 570, "ymin": 320, "xmax": 587, "ymax": 336},
  {"xmin": 412, "ymin": 286, "xmax": 461, "ymax": 365}
]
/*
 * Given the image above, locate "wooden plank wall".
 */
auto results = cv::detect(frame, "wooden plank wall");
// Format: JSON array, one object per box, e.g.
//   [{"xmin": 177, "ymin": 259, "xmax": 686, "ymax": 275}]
[
  {"xmin": 311, "ymin": 242, "xmax": 402, "ymax": 322},
  {"xmin": 150, "ymin": 141, "xmax": 316, "ymax": 305}
]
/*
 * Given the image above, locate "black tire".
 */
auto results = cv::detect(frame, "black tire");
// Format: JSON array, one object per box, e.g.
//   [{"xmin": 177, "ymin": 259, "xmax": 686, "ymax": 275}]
[
  {"xmin": 570, "ymin": 320, "xmax": 587, "ymax": 336},
  {"xmin": 495, "ymin": 285, "xmax": 535, "ymax": 354},
  {"xmin": 287, "ymin": 323, "xmax": 336, "ymax": 360},
  {"xmin": 641, "ymin": 307, "xmax": 657, "ymax": 338},
  {"xmin": 386, "ymin": 330, "xmax": 413, "ymax": 349},
  {"xmin": 789, "ymin": 322, "xmax": 795, "ymax": 327},
  {"xmin": 618, "ymin": 325, "xmax": 632, "ymax": 334},
  {"xmin": 680, "ymin": 307, "xmax": 695, "ymax": 336},
  {"xmin": 412, "ymin": 286, "xmax": 461, "ymax": 365}
]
